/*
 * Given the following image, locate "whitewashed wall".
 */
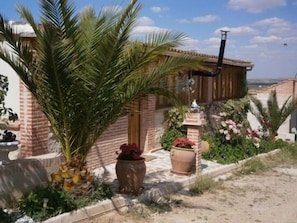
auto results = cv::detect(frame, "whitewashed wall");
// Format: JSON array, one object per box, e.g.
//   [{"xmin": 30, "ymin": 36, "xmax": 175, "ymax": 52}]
[
  {"xmin": 248, "ymin": 93, "xmax": 294, "ymax": 141},
  {"xmin": 0, "ymin": 58, "xmax": 20, "ymax": 114},
  {"xmin": 0, "ymin": 22, "xmax": 34, "ymax": 115}
]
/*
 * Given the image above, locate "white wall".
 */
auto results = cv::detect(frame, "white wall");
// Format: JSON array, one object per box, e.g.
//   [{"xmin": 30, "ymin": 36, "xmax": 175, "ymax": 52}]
[
  {"xmin": 0, "ymin": 21, "xmax": 34, "ymax": 116},
  {"xmin": 248, "ymin": 93, "xmax": 293, "ymax": 141},
  {"xmin": 0, "ymin": 58, "xmax": 20, "ymax": 115}
]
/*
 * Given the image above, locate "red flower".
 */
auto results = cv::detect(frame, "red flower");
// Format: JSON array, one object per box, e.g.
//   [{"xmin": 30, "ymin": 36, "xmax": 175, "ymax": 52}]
[
  {"xmin": 173, "ymin": 137, "xmax": 195, "ymax": 149},
  {"xmin": 116, "ymin": 143, "xmax": 143, "ymax": 160}
]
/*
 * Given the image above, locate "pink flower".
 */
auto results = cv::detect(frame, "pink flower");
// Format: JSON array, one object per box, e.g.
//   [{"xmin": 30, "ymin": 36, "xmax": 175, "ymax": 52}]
[
  {"xmin": 232, "ymin": 128, "xmax": 239, "ymax": 134},
  {"xmin": 212, "ymin": 114, "xmax": 221, "ymax": 120},
  {"xmin": 225, "ymin": 134, "xmax": 231, "ymax": 140}
]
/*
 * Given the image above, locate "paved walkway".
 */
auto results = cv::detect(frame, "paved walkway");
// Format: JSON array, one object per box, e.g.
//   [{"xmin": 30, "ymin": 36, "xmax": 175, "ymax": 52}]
[
  {"xmin": 45, "ymin": 149, "xmax": 250, "ymax": 223},
  {"xmin": 93, "ymin": 150, "xmax": 228, "ymax": 202}
]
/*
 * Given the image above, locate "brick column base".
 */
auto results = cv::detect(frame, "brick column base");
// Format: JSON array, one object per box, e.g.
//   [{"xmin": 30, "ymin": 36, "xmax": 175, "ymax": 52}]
[{"xmin": 183, "ymin": 112, "xmax": 206, "ymax": 173}]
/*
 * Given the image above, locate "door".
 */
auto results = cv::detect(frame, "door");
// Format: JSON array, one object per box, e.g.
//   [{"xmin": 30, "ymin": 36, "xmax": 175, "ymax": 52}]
[{"xmin": 128, "ymin": 100, "xmax": 141, "ymax": 147}]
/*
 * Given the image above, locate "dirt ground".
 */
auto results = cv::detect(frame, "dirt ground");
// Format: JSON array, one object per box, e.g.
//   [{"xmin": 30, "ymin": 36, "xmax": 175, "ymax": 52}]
[{"xmin": 83, "ymin": 163, "xmax": 297, "ymax": 223}]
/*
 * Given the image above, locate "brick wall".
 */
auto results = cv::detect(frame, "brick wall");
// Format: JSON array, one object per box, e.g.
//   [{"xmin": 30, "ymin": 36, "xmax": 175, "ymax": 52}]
[
  {"xmin": 19, "ymin": 81, "xmax": 49, "ymax": 157},
  {"xmin": 18, "ymin": 86, "xmax": 168, "ymax": 169},
  {"xmin": 86, "ymin": 116, "xmax": 128, "ymax": 169},
  {"xmin": 254, "ymin": 79, "xmax": 297, "ymax": 97}
]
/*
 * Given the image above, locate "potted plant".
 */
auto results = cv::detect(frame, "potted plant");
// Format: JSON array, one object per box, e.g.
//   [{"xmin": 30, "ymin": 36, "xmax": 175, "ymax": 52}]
[
  {"xmin": 115, "ymin": 143, "xmax": 146, "ymax": 195},
  {"xmin": 0, "ymin": 74, "xmax": 19, "ymax": 164},
  {"xmin": 170, "ymin": 136, "xmax": 196, "ymax": 175}
]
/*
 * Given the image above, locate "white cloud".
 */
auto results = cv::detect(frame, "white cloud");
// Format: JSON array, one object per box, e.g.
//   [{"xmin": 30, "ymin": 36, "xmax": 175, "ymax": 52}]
[
  {"xmin": 252, "ymin": 17, "xmax": 297, "ymax": 37},
  {"xmin": 283, "ymin": 36, "xmax": 297, "ymax": 44},
  {"xmin": 178, "ymin": 15, "xmax": 220, "ymax": 24},
  {"xmin": 253, "ymin": 17, "xmax": 289, "ymax": 27},
  {"xmin": 177, "ymin": 19, "xmax": 191, "ymax": 24},
  {"xmin": 192, "ymin": 15, "xmax": 220, "ymax": 23},
  {"xmin": 242, "ymin": 44, "xmax": 259, "ymax": 49},
  {"xmin": 136, "ymin": 16, "xmax": 155, "ymax": 26},
  {"xmin": 204, "ymin": 37, "xmax": 221, "ymax": 45},
  {"xmin": 131, "ymin": 26, "xmax": 169, "ymax": 37},
  {"xmin": 251, "ymin": 35, "xmax": 282, "ymax": 43},
  {"xmin": 228, "ymin": 0, "xmax": 286, "ymax": 13},
  {"xmin": 268, "ymin": 27, "xmax": 291, "ymax": 35},
  {"xmin": 215, "ymin": 26, "xmax": 258, "ymax": 35},
  {"xmin": 293, "ymin": 1, "xmax": 297, "ymax": 6},
  {"xmin": 178, "ymin": 37, "xmax": 200, "ymax": 50},
  {"xmin": 150, "ymin": 6, "xmax": 169, "ymax": 13},
  {"xmin": 183, "ymin": 37, "xmax": 200, "ymax": 45}
]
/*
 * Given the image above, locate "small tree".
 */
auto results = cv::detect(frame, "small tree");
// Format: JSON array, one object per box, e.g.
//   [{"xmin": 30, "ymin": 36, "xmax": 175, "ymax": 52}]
[
  {"xmin": 249, "ymin": 90, "xmax": 297, "ymax": 141},
  {"xmin": 0, "ymin": 0, "xmax": 202, "ymax": 164}
]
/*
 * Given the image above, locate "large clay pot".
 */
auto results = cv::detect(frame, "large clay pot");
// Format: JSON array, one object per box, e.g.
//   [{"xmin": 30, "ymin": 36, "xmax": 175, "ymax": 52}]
[
  {"xmin": 201, "ymin": 140, "xmax": 210, "ymax": 154},
  {"xmin": 115, "ymin": 158, "xmax": 146, "ymax": 195},
  {"xmin": 170, "ymin": 146, "xmax": 196, "ymax": 175}
]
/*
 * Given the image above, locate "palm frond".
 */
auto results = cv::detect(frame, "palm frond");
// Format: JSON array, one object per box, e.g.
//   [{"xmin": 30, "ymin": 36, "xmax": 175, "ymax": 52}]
[
  {"xmin": 0, "ymin": 0, "xmax": 203, "ymax": 162},
  {"xmin": 249, "ymin": 90, "xmax": 297, "ymax": 140}
]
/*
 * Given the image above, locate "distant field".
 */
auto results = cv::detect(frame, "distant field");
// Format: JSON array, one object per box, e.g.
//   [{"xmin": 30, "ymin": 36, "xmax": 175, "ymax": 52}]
[{"xmin": 247, "ymin": 78, "xmax": 286, "ymax": 90}]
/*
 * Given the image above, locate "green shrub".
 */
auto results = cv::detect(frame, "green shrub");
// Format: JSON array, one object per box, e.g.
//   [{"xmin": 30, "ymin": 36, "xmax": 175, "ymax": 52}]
[
  {"xmin": 238, "ymin": 158, "xmax": 267, "ymax": 175},
  {"xmin": 189, "ymin": 175, "xmax": 218, "ymax": 195},
  {"xmin": 202, "ymin": 98, "xmax": 291, "ymax": 164},
  {"xmin": 281, "ymin": 142, "xmax": 297, "ymax": 160},
  {"xmin": 161, "ymin": 129, "xmax": 185, "ymax": 151},
  {"xmin": 18, "ymin": 185, "xmax": 76, "ymax": 222},
  {"xmin": 147, "ymin": 201, "xmax": 172, "ymax": 214},
  {"xmin": 202, "ymin": 135, "xmax": 288, "ymax": 164},
  {"xmin": 18, "ymin": 179, "xmax": 113, "ymax": 222},
  {"xmin": 167, "ymin": 106, "xmax": 188, "ymax": 131}
]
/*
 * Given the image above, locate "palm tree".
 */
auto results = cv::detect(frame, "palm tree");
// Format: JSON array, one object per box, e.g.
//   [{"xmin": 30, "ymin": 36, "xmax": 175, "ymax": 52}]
[
  {"xmin": 249, "ymin": 89, "xmax": 297, "ymax": 141},
  {"xmin": 0, "ymin": 0, "xmax": 202, "ymax": 165}
]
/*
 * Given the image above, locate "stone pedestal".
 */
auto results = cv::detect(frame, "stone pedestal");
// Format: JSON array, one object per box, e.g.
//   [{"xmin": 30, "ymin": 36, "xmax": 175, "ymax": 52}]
[
  {"xmin": 182, "ymin": 112, "xmax": 206, "ymax": 173},
  {"xmin": 0, "ymin": 141, "xmax": 20, "ymax": 165}
]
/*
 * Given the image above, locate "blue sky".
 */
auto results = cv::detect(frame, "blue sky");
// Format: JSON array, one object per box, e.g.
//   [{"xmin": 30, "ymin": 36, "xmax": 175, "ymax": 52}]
[{"xmin": 1, "ymin": 0, "xmax": 297, "ymax": 79}]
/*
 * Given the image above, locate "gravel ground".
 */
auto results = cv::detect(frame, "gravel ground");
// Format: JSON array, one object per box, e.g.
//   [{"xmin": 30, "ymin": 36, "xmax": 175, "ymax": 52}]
[{"xmin": 80, "ymin": 163, "xmax": 297, "ymax": 223}]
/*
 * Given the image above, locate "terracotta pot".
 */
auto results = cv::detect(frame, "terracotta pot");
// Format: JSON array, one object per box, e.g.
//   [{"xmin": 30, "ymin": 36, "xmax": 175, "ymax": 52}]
[
  {"xmin": 170, "ymin": 146, "xmax": 196, "ymax": 175},
  {"xmin": 115, "ymin": 158, "xmax": 146, "ymax": 195},
  {"xmin": 201, "ymin": 140, "xmax": 210, "ymax": 154}
]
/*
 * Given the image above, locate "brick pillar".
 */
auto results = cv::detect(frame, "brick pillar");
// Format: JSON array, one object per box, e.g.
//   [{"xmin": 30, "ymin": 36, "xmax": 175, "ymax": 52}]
[
  {"xmin": 19, "ymin": 81, "xmax": 49, "ymax": 157},
  {"xmin": 182, "ymin": 112, "xmax": 206, "ymax": 173}
]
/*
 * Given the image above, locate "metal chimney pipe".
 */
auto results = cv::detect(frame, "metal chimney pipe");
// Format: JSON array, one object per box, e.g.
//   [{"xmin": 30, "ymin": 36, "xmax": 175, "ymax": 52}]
[{"xmin": 192, "ymin": 30, "xmax": 229, "ymax": 77}]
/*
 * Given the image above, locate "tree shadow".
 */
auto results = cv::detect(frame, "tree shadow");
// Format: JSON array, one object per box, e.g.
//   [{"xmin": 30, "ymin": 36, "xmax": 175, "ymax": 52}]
[{"xmin": 0, "ymin": 159, "xmax": 49, "ymax": 207}]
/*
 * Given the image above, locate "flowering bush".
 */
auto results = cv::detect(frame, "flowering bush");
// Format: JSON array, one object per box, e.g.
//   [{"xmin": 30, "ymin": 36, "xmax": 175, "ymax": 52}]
[
  {"xmin": 116, "ymin": 143, "xmax": 143, "ymax": 160},
  {"xmin": 202, "ymin": 99, "xmax": 289, "ymax": 164},
  {"xmin": 173, "ymin": 137, "xmax": 195, "ymax": 149},
  {"xmin": 212, "ymin": 112, "xmax": 244, "ymax": 144}
]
